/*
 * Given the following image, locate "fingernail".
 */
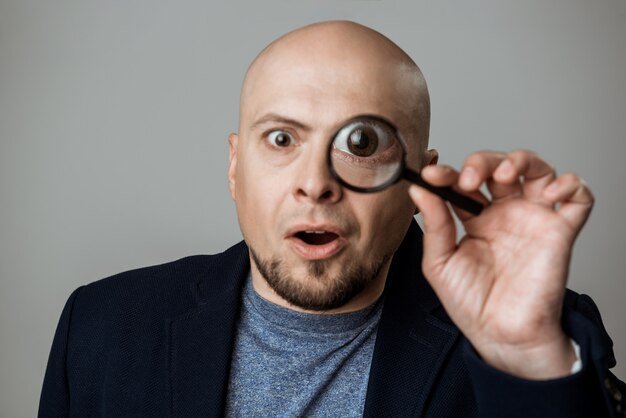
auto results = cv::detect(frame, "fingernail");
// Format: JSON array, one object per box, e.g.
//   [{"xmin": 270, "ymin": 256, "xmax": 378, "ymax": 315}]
[
  {"xmin": 461, "ymin": 167, "xmax": 475, "ymax": 187},
  {"xmin": 409, "ymin": 185, "xmax": 421, "ymax": 200},
  {"xmin": 498, "ymin": 160, "xmax": 513, "ymax": 177}
]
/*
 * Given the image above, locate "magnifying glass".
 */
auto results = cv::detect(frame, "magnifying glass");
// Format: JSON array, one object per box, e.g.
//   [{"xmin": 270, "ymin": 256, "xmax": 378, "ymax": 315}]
[{"xmin": 327, "ymin": 116, "xmax": 484, "ymax": 215}]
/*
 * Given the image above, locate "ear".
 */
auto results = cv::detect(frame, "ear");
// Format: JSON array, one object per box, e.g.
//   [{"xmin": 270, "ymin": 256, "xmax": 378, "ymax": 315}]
[
  {"xmin": 228, "ymin": 133, "xmax": 238, "ymax": 200},
  {"xmin": 425, "ymin": 148, "xmax": 439, "ymax": 166}
]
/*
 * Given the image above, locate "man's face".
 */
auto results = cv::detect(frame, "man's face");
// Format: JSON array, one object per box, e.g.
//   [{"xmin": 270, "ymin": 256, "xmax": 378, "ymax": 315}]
[{"xmin": 229, "ymin": 34, "xmax": 428, "ymax": 312}]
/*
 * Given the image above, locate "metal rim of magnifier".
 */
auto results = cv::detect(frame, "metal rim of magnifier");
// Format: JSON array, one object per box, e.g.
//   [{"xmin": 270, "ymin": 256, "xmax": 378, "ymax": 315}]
[{"xmin": 326, "ymin": 125, "xmax": 408, "ymax": 194}]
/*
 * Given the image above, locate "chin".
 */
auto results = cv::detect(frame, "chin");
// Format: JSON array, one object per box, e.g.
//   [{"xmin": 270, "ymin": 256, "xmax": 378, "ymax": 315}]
[{"xmin": 250, "ymin": 245, "xmax": 391, "ymax": 312}]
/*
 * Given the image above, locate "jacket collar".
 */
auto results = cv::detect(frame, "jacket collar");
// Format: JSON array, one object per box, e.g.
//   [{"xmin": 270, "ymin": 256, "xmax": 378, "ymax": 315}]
[
  {"xmin": 167, "ymin": 221, "xmax": 459, "ymax": 417},
  {"xmin": 166, "ymin": 241, "xmax": 249, "ymax": 418},
  {"xmin": 363, "ymin": 220, "xmax": 460, "ymax": 417}
]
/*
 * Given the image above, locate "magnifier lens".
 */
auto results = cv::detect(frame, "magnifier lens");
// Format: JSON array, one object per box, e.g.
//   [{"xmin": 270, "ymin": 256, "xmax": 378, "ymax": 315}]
[{"xmin": 329, "ymin": 118, "xmax": 405, "ymax": 191}]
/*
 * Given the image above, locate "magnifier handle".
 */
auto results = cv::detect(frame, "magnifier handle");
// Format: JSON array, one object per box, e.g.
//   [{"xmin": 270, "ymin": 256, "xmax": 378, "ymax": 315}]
[{"xmin": 404, "ymin": 169, "xmax": 483, "ymax": 215}]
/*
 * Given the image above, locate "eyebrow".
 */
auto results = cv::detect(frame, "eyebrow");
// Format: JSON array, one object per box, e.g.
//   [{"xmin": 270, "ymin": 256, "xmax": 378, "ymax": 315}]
[
  {"xmin": 250, "ymin": 113, "xmax": 312, "ymax": 132},
  {"xmin": 249, "ymin": 112, "xmax": 401, "ymax": 137}
]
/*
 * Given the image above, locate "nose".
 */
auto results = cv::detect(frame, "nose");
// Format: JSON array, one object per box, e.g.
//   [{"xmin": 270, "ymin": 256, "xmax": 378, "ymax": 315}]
[{"xmin": 293, "ymin": 144, "xmax": 343, "ymax": 204}]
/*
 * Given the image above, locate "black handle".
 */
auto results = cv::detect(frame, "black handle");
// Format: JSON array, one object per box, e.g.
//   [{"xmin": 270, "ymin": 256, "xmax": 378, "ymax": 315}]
[{"xmin": 403, "ymin": 169, "xmax": 483, "ymax": 215}]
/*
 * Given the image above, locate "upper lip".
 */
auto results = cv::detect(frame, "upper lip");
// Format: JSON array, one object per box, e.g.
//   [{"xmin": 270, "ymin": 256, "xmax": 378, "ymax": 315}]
[{"xmin": 285, "ymin": 223, "xmax": 346, "ymax": 238}]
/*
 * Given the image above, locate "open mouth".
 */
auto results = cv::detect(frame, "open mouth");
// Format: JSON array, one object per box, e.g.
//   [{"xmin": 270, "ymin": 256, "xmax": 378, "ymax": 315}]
[
  {"xmin": 294, "ymin": 231, "xmax": 339, "ymax": 245},
  {"xmin": 286, "ymin": 225, "xmax": 346, "ymax": 260}
]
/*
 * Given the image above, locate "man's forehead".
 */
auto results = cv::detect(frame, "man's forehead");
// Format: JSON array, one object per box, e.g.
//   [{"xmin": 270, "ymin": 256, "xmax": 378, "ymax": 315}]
[{"xmin": 243, "ymin": 59, "xmax": 422, "ymax": 125}]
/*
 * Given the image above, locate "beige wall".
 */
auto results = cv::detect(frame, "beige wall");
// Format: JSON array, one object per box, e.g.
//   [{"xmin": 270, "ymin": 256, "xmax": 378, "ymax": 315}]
[{"xmin": 1, "ymin": 1, "xmax": 625, "ymax": 416}]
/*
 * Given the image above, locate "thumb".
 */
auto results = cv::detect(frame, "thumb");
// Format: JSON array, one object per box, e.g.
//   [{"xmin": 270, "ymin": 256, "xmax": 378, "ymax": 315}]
[{"xmin": 409, "ymin": 185, "xmax": 457, "ymax": 277}]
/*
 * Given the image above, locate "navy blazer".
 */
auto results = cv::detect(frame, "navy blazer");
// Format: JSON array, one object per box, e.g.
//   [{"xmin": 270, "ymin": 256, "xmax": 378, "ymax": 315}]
[{"xmin": 39, "ymin": 222, "xmax": 626, "ymax": 417}]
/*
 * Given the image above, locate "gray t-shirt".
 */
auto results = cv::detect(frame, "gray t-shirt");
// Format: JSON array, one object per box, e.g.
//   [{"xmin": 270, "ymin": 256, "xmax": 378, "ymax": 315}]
[{"xmin": 225, "ymin": 275, "xmax": 383, "ymax": 417}]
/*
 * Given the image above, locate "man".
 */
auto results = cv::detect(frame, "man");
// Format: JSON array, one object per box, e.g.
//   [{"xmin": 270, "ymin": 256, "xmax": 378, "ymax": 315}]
[{"xmin": 39, "ymin": 21, "xmax": 625, "ymax": 417}]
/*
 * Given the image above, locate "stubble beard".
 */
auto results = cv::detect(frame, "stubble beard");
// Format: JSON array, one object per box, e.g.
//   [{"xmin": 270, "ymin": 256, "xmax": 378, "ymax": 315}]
[{"xmin": 249, "ymin": 246, "xmax": 392, "ymax": 311}]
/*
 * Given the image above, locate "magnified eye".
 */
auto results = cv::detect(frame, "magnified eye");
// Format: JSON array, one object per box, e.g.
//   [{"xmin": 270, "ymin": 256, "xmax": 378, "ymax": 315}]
[
  {"xmin": 333, "ymin": 119, "xmax": 396, "ymax": 159},
  {"xmin": 267, "ymin": 130, "xmax": 294, "ymax": 147}
]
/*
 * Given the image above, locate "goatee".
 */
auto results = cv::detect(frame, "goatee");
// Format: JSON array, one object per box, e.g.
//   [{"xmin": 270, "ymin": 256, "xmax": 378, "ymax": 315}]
[{"xmin": 249, "ymin": 247, "xmax": 392, "ymax": 311}]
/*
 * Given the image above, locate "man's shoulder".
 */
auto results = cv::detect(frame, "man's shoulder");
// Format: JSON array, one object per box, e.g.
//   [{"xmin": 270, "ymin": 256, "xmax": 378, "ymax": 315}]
[
  {"xmin": 67, "ymin": 240, "xmax": 249, "ymax": 324},
  {"xmin": 87, "ymin": 240, "xmax": 246, "ymax": 290}
]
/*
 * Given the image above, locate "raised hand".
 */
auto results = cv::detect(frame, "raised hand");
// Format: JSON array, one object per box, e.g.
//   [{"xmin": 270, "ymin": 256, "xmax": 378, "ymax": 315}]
[{"xmin": 409, "ymin": 150, "xmax": 594, "ymax": 379}]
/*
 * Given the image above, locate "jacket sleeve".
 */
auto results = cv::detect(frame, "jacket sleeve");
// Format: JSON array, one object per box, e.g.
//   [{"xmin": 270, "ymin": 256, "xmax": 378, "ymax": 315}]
[
  {"xmin": 464, "ymin": 292, "xmax": 626, "ymax": 418},
  {"xmin": 38, "ymin": 286, "xmax": 84, "ymax": 418}
]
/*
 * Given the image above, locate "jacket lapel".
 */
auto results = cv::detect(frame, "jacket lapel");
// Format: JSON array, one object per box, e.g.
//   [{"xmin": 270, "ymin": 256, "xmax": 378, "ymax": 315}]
[
  {"xmin": 363, "ymin": 221, "xmax": 460, "ymax": 417},
  {"xmin": 164, "ymin": 222, "xmax": 457, "ymax": 417},
  {"xmin": 166, "ymin": 241, "xmax": 250, "ymax": 418}
]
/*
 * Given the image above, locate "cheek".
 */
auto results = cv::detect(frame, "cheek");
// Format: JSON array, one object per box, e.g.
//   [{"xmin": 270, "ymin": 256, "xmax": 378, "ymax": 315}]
[
  {"xmin": 235, "ymin": 156, "xmax": 287, "ymax": 240},
  {"xmin": 352, "ymin": 185, "xmax": 416, "ymax": 251}
]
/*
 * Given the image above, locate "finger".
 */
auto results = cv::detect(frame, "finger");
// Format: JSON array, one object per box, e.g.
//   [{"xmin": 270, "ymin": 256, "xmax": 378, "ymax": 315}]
[
  {"xmin": 459, "ymin": 151, "xmax": 522, "ymax": 202},
  {"xmin": 544, "ymin": 174, "xmax": 594, "ymax": 236},
  {"xmin": 496, "ymin": 150, "xmax": 556, "ymax": 201},
  {"xmin": 409, "ymin": 184, "xmax": 457, "ymax": 277},
  {"xmin": 421, "ymin": 165, "xmax": 490, "ymax": 221},
  {"xmin": 420, "ymin": 164, "xmax": 460, "ymax": 187},
  {"xmin": 486, "ymin": 175, "xmax": 523, "ymax": 201},
  {"xmin": 460, "ymin": 151, "xmax": 507, "ymax": 191}
]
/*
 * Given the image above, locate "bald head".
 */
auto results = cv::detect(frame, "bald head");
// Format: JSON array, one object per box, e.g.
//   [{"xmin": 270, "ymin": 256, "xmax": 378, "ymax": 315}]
[
  {"xmin": 239, "ymin": 21, "xmax": 431, "ymax": 153},
  {"xmin": 229, "ymin": 22, "xmax": 435, "ymax": 313}
]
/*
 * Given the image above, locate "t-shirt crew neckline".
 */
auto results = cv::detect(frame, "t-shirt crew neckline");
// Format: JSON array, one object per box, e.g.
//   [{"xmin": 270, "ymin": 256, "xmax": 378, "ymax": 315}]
[{"xmin": 244, "ymin": 273, "xmax": 384, "ymax": 336}]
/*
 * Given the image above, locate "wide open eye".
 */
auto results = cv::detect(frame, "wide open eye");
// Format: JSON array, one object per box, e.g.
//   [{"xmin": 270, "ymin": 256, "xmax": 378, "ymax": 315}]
[
  {"xmin": 329, "ymin": 117, "xmax": 405, "ymax": 190},
  {"xmin": 332, "ymin": 119, "xmax": 396, "ymax": 160},
  {"xmin": 267, "ymin": 130, "xmax": 294, "ymax": 147}
]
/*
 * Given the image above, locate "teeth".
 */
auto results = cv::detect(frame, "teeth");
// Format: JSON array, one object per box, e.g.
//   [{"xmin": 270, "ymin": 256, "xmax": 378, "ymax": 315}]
[{"xmin": 304, "ymin": 230, "xmax": 326, "ymax": 234}]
